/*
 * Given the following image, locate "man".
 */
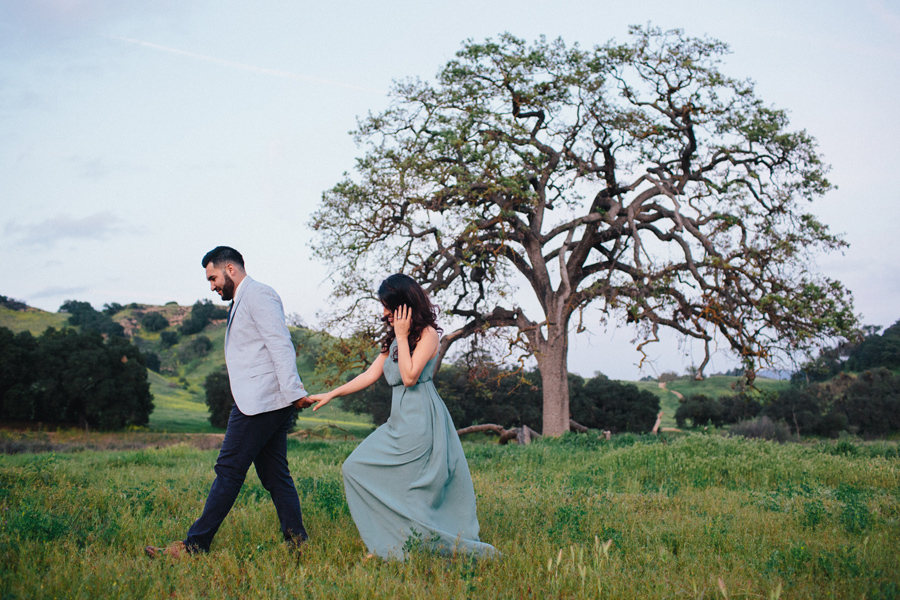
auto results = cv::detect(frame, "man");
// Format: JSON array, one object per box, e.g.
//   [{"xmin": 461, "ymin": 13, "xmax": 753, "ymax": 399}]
[{"xmin": 146, "ymin": 246, "xmax": 313, "ymax": 558}]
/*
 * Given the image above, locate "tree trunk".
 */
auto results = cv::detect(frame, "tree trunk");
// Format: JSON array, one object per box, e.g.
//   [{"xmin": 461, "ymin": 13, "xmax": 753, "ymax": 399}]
[{"xmin": 536, "ymin": 330, "xmax": 570, "ymax": 437}]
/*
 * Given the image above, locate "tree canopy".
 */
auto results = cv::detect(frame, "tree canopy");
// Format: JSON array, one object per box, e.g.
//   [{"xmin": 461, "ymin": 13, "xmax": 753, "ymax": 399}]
[
  {"xmin": 0, "ymin": 326, "xmax": 153, "ymax": 429},
  {"xmin": 312, "ymin": 26, "xmax": 857, "ymax": 435}
]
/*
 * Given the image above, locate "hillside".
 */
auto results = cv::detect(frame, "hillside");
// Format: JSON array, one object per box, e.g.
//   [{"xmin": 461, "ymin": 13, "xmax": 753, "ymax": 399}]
[
  {"xmin": 0, "ymin": 300, "xmax": 374, "ymax": 436},
  {"xmin": 1, "ymin": 300, "xmax": 790, "ymax": 434},
  {"xmin": 0, "ymin": 306, "xmax": 68, "ymax": 334}
]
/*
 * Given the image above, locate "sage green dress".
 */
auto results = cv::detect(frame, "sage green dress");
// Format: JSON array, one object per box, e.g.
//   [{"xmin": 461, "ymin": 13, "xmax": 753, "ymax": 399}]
[{"xmin": 342, "ymin": 342, "xmax": 497, "ymax": 560}]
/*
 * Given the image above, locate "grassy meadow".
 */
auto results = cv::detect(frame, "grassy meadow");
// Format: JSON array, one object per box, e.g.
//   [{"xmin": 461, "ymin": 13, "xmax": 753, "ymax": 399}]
[
  {"xmin": 2, "ymin": 304, "xmax": 898, "ymax": 598},
  {"xmin": 1, "ymin": 432, "xmax": 898, "ymax": 599}
]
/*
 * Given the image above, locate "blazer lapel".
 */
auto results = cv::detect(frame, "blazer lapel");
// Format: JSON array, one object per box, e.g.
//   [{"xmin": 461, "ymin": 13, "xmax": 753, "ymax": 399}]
[{"xmin": 224, "ymin": 276, "xmax": 252, "ymax": 349}]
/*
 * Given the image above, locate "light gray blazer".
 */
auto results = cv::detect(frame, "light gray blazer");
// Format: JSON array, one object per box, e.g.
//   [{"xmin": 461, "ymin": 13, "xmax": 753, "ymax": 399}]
[{"xmin": 224, "ymin": 277, "xmax": 307, "ymax": 415}]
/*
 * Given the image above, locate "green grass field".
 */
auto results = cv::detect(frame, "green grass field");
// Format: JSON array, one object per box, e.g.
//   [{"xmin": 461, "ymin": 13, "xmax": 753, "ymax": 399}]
[
  {"xmin": 1, "ymin": 433, "xmax": 897, "ymax": 599},
  {"xmin": 0, "ymin": 306, "xmax": 68, "ymax": 335},
  {"xmin": 4, "ymin": 304, "xmax": 899, "ymax": 598},
  {"xmin": 667, "ymin": 375, "xmax": 791, "ymax": 400}
]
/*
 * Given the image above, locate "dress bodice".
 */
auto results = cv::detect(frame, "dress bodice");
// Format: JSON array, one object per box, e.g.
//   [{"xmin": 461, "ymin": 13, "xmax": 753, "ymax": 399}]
[{"xmin": 382, "ymin": 340, "xmax": 437, "ymax": 387}]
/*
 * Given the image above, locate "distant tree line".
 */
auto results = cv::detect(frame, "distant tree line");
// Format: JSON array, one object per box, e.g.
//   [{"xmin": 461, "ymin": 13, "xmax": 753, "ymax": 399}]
[
  {"xmin": 794, "ymin": 320, "xmax": 900, "ymax": 383},
  {"xmin": 341, "ymin": 360, "xmax": 660, "ymax": 435},
  {"xmin": 59, "ymin": 300, "xmax": 126, "ymax": 338},
  {"xmin": 0, "ymin": 326, "xmax": 153, "ymax": 429},
  {"xmin": 0, "ymin": 295, "xmax": 28, "ymax": 311},
  {"xmin": 674, "ymin": 318, "xmax": 900, "ymax": 438},
  {"xmin": 676, "ymin": 368, "xmax": 900, "ymax": 437}
]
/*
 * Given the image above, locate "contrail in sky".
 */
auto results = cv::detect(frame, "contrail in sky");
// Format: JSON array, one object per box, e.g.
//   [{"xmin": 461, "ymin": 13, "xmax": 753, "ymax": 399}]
[{"xmin": 110, "ymin": 35, "xmax": 385, "ymax": 94}]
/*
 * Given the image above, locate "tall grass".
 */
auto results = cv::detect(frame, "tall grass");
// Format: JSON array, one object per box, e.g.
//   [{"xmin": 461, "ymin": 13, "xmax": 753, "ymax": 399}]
[{"xmin": 1, "ymin": 434, "xmax": 897, "ymax": 599}]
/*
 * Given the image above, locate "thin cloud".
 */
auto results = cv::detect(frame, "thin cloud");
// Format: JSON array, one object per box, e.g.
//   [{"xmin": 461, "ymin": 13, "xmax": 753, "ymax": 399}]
[
  {"xmin": 5, "ymin": 211, "xmax": 123, "ymax": 247},
  {"xmin": 29, "ymin": 285, "xmax": 89, "ymax": 300},
  {"xmin": 110, "ymin": 35, "xmax": 385, "ymax": 94}
]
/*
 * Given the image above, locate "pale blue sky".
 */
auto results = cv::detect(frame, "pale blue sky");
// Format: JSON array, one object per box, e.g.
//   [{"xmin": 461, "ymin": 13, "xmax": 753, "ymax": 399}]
[{"xmin": 1, "ymin": 0, "xmax": 898, "ymax": 379}]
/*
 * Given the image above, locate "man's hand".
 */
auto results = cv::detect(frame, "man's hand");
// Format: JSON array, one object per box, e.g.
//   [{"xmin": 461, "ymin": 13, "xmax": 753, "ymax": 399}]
[{"xmin": 293, "ymin": 396, "xmax": 315, "ymax": 410}]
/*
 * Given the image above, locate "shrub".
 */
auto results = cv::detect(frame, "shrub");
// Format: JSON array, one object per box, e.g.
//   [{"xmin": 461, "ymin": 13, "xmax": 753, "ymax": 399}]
[
  {"xmin": 675, "ymin": 394, "xmax": 723, "ymax": 428},
  {"xmin": 835, "ymin": 368, "xmax": 900, "ymax": 436},
  {"xmin": 0, "ymin": 295, "xmax": 28, "ymax": 311},
  {"xmin": 159, "ymin": 330, "xmax": 179, "ymax": 348},
  {"xmin": 204, "ymin": 370, "xmax": 233, "ymax": 429},
  {"xmin": 59, "ymin": 300, "xmax": 125, "ymax": 338},
  {"xmin": 571, "ymin": 374, "xmax": 660, "ymax": 433},
  {"xmin": 719, "ymin": 393, "xmax": 763, "ymax": 424},
  {"xmin": 179, "ymin": 300, "xmax": 228, "ymax": 335},
  {"xmin": 730, "ymin": 416, "xmax": 793, "ymax": 442},
  {"xmin": 180, "ymin": 335, "xmax": 213, "ymax": 362},
  {"xmin": 764, "ymin": 386, "xmax": 847, "ymax": 437},
  {"xmin": 102, "ymin": 302, "xmax": 125, "ymax": 316},
  {"xmin": 140, "ymin": 312, "xmax": 169, "ymax": 332},
  {"xmin": 845, "ymin": 320, "xmax": 900, "ymax": 371},
  {"xmin": 143, "ymin": 351, "xmax": 161, "ymax": 373}
]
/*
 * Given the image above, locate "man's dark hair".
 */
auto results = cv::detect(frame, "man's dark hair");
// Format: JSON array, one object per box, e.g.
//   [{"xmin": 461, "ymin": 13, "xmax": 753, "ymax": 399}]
[{"xmin": 202, "ymin": 246, "xmax": 245, "ymax": 269}]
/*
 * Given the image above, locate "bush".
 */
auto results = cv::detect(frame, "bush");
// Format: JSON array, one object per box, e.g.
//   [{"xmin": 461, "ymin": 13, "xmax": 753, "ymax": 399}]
[
  {"xmin": 159, "ymin": 330, "xmax": 179, "ymax": 348},
  {"xmin": 730, "ymin": 416, "xmax": 793, "ymax": 442},
  {"xmin": 571, "ymin": 374, "xmax": 660, "ymax": 433},
  {"xmin": 719, "ymin": 393, "xmax": 763, "ymax": 423},
  {"xmin": 179, "ymin": 335, "xmax": 213, "ymax": 363},
  {"xmin": 204, "ymin": 370, "xmax": 234, "ymax": 429},
  {"xmin": 179, "ymin": 300, "xmax": 228, "ymax": 335},
  {"xmin": 835, "ymin": 368, "xmax": 900, "ymax": 436},
  {"xmin": 845, "ymin": 320, "xmax": 900, "ymax": 371},
  {"xmin": 675, "ymin": 394, "xmax": 723, "ymax": 428},
  {"xmin": 764, "ymin": 386, "xmax": 847, "ymax": 437},
  {"xmin": 59, "ymin": 300, "xmax": 125, "ymax": 338},
  {"xmin": 143, "ymin": 351, "xmax": 161, "ymax": 373},
  {"xmin": 0, "ymin": 295, "xmax": 28, "ymax": 311},
  {"xmin": 140, "ymin": 312, "xmax": 169, "ymax": 332},
  {"xmin": 102, "ymin": 302, "xmax": 125, "ymax": 316}
]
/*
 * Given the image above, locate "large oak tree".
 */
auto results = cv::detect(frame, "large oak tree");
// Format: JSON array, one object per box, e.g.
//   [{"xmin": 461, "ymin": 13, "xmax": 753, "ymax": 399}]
[{"xmin": 311, "ymin": 26, "xmax": 857, "ymax": 436}]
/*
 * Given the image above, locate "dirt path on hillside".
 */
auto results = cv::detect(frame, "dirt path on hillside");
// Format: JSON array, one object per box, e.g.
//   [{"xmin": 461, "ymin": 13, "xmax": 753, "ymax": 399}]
[{"xmin": 659, "ymin": 381, "xmax": 684, "ymax": 400}]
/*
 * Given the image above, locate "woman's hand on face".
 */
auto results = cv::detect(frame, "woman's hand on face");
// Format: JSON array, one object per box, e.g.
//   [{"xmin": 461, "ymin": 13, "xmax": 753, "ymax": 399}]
[{"xmin": 393, "ymin": 305, "xmax": 412, "ymax": 338}]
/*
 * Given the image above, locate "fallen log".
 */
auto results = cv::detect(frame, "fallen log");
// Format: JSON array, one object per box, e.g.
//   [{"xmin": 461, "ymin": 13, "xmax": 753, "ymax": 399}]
[
  {"xmin": 569, "ymin": 419, "xmax": 590, "ymax": 433},
  {"xmin": 456, "ymin": 423, "xmax": 519, "ymax": 444},
  {"xmin": 456, "ymin": 423, "xmax": 540, "ymax": 445}
]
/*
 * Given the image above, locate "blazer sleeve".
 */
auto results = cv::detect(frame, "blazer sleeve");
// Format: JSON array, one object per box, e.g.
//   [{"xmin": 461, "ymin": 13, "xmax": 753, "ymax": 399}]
[{"xmin": 247, "ymin": 285, "xmax": 308, "ymax": 400}]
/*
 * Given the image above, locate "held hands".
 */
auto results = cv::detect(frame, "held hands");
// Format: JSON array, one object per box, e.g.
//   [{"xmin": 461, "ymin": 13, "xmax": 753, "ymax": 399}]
[
  {"xmin": 307, "ymin": 393, "xmax": 333, "ymax": 411},
  {"xmin": 293, "ymin": 396, "xmax": 315, "ymax": 410},
  {"xmin": 393, "ymin": 305, "xmax": 412, "ymax": 339}
]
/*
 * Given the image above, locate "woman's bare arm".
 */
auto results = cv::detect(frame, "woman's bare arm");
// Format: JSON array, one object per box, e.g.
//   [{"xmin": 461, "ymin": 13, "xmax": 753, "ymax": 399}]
[
  {"xmin": 393, "ymin": 304, "xmax": 439, "ymax": 387},
  {"xmin": 308, "ymin": 352, "xmax": 387, "ymax": 411}
]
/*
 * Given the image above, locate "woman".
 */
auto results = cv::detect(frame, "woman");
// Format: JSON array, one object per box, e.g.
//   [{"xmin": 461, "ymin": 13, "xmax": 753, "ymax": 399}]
[{"xmin": 308, "ymin": 274, "xmax": 497, "ymax": 560}]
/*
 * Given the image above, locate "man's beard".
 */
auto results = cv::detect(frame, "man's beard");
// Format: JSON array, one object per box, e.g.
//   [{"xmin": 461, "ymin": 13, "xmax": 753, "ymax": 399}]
[{"xmin": 221, "ymin": 272, "xmax": 236, "ymax": 301}]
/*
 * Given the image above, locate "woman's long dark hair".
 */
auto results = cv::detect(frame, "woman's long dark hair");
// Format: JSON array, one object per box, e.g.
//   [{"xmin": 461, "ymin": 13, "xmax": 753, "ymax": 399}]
[{"xmin": 378, "ymin": 274, "xmax": 442, "ymax": 360}]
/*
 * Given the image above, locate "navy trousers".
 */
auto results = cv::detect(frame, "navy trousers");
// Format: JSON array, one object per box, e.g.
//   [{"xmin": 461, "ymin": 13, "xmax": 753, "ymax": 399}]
[{"xmin": 184, "ymin": 404, "xmax": 307, "ymax": 552}]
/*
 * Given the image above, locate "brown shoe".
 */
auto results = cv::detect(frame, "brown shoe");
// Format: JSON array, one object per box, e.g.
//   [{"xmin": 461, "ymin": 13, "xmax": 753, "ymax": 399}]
[{"xmin": 145, "ymin": 541, "xmax": 190, "ymax": 559}]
